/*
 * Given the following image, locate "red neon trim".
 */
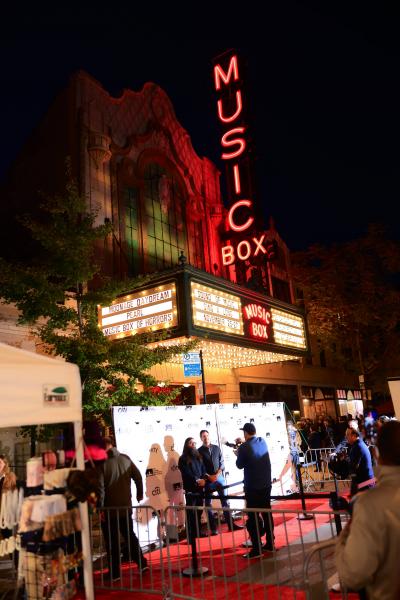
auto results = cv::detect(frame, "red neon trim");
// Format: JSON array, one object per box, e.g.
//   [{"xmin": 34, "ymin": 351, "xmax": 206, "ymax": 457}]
[
  {"xmin": 221, "ymin": 127, "xmax": 246, "ymax": 160},
  {"xmin": 217, "ymin": 90, "xmax": 243, "ymax": 123},
  {"xmin": 214, "ymin": 55, "xmax": 239, "ymax": 91},
  {"xmin": 228, "ymin": 199, "xmax": 254, "ymax": 232},
  {"xmin": 233, "ymin": 164, "xmax": 241, "ymax": 195}
]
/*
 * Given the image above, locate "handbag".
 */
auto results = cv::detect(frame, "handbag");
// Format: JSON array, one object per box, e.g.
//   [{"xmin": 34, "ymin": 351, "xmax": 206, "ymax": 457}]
[{"xmin": 66, "ymin": 439, "xmax": 101, "ymax": 503}]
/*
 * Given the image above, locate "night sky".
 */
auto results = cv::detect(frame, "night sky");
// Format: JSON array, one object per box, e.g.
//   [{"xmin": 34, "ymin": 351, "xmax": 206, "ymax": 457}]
[{"xmin": 1, "ymin": 4, "xmax": 399, "ymax": 250}]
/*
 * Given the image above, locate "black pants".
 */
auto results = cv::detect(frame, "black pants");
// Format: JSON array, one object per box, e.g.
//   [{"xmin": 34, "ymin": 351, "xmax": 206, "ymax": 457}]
[
  {"xmin": 204, "ymin": 477, "xmax": 233, "ymax": 530},
  {"xmin": 101, "ymin": 509, "xmax": 147, "ymax": 578},
  {"xmin": 185, "ymin": 492, "xmax": 204, "ymax": 543},
  {"xmin": 245, "ymin": 486, "xmax": 274, "ymax": 554}
]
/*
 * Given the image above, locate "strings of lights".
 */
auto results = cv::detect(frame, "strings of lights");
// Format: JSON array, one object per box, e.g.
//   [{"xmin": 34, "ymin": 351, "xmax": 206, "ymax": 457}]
[{"xmin": 147, "ymin": 337, "xmax": 300, "ymax": 370}]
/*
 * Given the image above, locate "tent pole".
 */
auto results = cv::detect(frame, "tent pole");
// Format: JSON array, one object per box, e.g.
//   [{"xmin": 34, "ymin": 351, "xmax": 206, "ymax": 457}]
[{"xmin": 74, "ymin": 420, "xmax": 94, "ymax": 600}]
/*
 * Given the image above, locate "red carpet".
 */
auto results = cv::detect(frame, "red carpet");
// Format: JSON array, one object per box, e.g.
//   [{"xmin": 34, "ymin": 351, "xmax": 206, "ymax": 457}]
[
  {"xmin": 146, "ymin": 500, "xmax": 332, "ymax": 578},
  {"xmin": 86, "ymin": 500, "xmax": 344, "ymax": 599},
  {"xmin": 81, "ymin": 580, "xmax": 309, "ymax": 599}
]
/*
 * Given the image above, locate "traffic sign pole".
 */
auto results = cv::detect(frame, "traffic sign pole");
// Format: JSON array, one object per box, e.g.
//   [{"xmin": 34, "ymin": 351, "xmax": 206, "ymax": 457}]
[{"xmin": 199, "ymin": 349, "xmax": 207, "ymax": 404}]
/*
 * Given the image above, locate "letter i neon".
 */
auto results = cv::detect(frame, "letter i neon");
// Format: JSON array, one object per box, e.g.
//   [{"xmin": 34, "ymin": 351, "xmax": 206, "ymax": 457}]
[{"xmin": 233, "ymin": 164, "xmax": 241, "ymax": 195}]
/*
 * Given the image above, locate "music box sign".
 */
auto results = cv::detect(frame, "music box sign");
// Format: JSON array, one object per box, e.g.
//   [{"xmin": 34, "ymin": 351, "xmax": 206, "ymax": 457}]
[
  {"xmin": 243, "ymin": 302, "xmax": 273, "ymax": 341},
  {"xmin": 191, "ymin": 281, "xmax": 307, "ymax": 350},
  {"xmin": 99, "ymin": 283, "xmax": 178, "ymax": 340}
]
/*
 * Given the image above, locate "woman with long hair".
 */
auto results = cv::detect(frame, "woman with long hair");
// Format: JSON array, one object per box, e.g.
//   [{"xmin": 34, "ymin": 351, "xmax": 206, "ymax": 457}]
[
  {"xmin": 178, "ymin": 438, "xmax": 207, "ymax": 541},
  {"xmin": 0, "ymin": 455, "xmax": 17, "ymax": 541},
  {"xmin": 0, "ymin": 455, "xmax": 16, "ymax": 494}
]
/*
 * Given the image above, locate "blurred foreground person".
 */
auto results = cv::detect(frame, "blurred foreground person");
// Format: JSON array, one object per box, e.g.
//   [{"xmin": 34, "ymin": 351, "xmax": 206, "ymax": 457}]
[
  {"xmin": 335, "ymin": 420, "xmax": 400, "ymax": 600},
  {"xmin": 98, "ymin": 437, "xmax": 148, "ymax": 581}
]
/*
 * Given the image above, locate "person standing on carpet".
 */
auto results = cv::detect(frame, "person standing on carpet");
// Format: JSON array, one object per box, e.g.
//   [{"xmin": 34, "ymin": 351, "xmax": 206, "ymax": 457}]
[
  {"xmin": 198, "ymin": 429, "xmax": 242, "ymax": 533},
  {"xmin": 98, "ymin": 437, "xmax": 148, "ymax": 582},
  {"xmin": 345, "ymin": 426, "xmax": 374, "ymax": 494},
  {"xmin": 178, "ymin": 437, "xmax": 207, "ymax": 541},
  {"xmin": 235, "ymin": 422, "xmax": 275, "ymax": 558},
  {"xmin": 335, "ymin": 421, "xmax": 400, "ymax": 600}
]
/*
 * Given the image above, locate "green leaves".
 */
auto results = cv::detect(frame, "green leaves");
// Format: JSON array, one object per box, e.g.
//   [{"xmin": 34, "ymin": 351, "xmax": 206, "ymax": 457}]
[
  {"xmin": 292, "ymin": 224, "xmax": 400, "ymax": 384},
  {"xmin": 1, "ymin": 161, "xmax": 197, "ymax": 420}
]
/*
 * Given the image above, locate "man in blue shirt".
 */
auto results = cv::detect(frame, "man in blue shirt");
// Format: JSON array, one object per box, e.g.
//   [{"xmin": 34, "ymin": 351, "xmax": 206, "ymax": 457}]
[
  {"xmin": 345, "ymin": 426, "xmax": 374, "ymax": 491},
  {"xmin": 235, "ymin": 422, "xmax": 275, "ymax": 558}
]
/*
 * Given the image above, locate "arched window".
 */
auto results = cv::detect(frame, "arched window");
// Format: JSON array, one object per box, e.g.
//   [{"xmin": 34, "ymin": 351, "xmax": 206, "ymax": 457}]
[{"xmin": 143, "ymin": 163, "xmax": 187, "ymax": 271}]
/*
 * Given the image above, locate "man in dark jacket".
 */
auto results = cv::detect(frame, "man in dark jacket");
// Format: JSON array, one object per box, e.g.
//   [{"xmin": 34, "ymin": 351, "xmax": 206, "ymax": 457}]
[
  {"xmin": 98, "ymin": 437, "xmax": 148, "ymax": 581},
  {"xmin": 178, "ymin": 437, "xmax": 207, "ymax": 541},
  {"xmin": 345, "ymin": 426, "xmax": 374, "ymax": 493},
  {"xmin": 198, "ymin": 429, "xmax": 242, "ymax": 533},
  {"xmin": 236, "ymin": 422, "xmax": 275, "ymax": 558}
]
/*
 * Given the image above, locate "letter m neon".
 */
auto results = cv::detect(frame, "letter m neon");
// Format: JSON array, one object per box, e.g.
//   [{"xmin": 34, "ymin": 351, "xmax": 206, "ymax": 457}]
[{"xmin": 214, "ymin": 55, "xmax": 239, "ymax": 91}]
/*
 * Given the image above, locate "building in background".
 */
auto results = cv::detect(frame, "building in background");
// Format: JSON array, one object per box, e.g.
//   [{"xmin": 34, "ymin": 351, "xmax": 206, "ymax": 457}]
[{"xmin": 0, "ymin": 70, "xmax": 364, "ymax": 418}]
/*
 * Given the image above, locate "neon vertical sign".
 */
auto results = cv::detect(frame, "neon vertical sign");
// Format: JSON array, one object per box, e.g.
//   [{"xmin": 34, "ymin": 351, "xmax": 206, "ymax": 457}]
[{"xmin": 213, "ymin": 53, "xmax": 271, "ymax": 267}]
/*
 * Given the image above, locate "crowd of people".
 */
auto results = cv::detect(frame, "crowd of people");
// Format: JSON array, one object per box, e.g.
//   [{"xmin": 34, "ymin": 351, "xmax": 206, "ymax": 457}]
[
  {"xmin": 0, "ymin": 408, "xmax": 397, "ymax": 596},
  {"xmin": 292, "ymin": 412, "xmax": 394, "ymax": 452}
]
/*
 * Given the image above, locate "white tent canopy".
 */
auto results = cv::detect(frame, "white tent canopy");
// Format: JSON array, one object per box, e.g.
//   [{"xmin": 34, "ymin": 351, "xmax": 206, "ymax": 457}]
[
  {"xmin": 0, "ymin": 342, "xmax": 94, "ymax": 600},
  {"xmin": 0, "ymin": 342, "xmax": 82, "ymax": 427}
]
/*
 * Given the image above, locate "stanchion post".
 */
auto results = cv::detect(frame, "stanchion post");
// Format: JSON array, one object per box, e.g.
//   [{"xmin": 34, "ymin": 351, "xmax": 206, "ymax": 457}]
[
  {"xmin": 296, "ymin": 463, "xmax": 313, "ymax": 520},
  {"xmin": 182, "ymin": 505, "xmax": 208, "ymax": 577},
  {"xmin": 199, "ymin": 350, "xmax": 207, "ymax": 404},
  {"xmin": 330, "ymin": 473, "xmax": 343, "ymax": 535}
]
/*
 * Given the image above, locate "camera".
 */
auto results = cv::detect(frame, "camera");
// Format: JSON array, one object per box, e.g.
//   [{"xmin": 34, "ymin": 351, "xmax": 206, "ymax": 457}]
[{"xmin": 225, "ymin": 440, "xmax": 242, "ymax": 450}]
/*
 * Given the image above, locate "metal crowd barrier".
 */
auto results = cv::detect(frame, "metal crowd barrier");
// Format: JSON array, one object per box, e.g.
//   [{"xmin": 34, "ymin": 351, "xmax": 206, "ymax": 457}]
[
  {"xmin": 298, "ymin": 447, "xmax": 352, "ymax": 492},
  {"xmin": 303, "ymin": 540, "xmax": 352, "ymax": 600},
  {"xmin": 90, "ymin": 503, "xmax": 351, "ymax": 599}
]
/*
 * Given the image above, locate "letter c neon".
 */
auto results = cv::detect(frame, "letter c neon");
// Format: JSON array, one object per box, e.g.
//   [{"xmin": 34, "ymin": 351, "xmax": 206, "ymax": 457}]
[{"xmin": 228, "ymin": 200, "xmax": 254, "ymax": 232}]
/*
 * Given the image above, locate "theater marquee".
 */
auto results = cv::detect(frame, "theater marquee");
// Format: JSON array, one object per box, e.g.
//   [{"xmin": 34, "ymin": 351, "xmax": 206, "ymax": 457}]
[
  {"xmin": 98, "ymin": 265, "xmax": 309, "ymax": 363},
  {"xmin": 190, "ymin": 280, "xmax": 306, "ymax": 351},
  {"xmin": 99, "ymin": 283, "xmax": 178, "ymax": 340}
]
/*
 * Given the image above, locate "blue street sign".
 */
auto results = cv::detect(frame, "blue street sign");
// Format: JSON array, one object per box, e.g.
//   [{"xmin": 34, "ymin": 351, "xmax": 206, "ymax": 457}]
[{"xmin": 183, "ymin": 353, "xmax": 202, "ymax": 377}]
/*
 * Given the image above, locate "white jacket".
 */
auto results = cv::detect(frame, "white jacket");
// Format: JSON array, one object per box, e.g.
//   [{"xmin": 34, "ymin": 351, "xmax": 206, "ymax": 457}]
[{"xmin": 335, "ymin": 465, "xmax": 400, "ymax": 600}]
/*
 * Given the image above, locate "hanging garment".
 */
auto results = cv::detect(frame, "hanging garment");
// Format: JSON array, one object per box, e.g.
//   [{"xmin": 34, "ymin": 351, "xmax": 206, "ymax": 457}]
[
  {"xmin": 0, "ymin": 488, "xmax": 21, "ymax": 528},
  {"xmin": 42, "ymin": 452, "xmax": 57, "ymax": 472},
  {"xmin": 22, "ymin": 548, "xmax": 67, "ymax": 600},
  {"xmin": 42, "ymin": 508, "xmax": 82, "ymax": 542},
  {"xmin": 44, "ymin": 468, "xmax": 78, "ymax": 491},
  {"xmin": 19, "ymin": 496, "xmax": 67, "ymax": 532},
  {"xmin": 27, "ymin": 458, "xmax": 44, "ymax": 488}
]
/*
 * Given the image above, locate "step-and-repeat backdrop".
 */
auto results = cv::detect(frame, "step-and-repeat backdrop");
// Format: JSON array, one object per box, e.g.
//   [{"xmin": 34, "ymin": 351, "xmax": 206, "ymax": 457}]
[{"xmin": 113, "ymin": 402, "xmax": 295, "ymax": 543}]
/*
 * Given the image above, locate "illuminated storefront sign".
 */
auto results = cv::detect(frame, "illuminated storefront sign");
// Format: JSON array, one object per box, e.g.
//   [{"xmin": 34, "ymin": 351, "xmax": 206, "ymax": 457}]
[
  {"xmin": 270, "ymin": 308, "xmax": 307, "ymax": 349},
  {"xmin": 191, "ymin": 280, "xmax": 306, "ymax": 351},
  {"xmin": 99, "ymin": 272, "xmax": 308, "ymax": 360},
  {"xmin": 191, "ymin": 282, "xmax": 244, "ymax": 335},
  {"xmin": 99, "ymin": 283, "xmax": 178, "ymax": 340},
  {"xmin": 243, "ymin": 302, "xmax": 272, "ymax": 341},
  {"xmin": 213, "ymin": 53, "xmax": 274, "ymax": 267}
]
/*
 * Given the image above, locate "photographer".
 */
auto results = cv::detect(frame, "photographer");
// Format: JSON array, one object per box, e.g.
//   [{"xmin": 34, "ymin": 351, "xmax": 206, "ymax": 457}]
[
  {"xmin": 335, "ymin": 421, "xmax": 400, "ymax": 600},
  {"xmin": 235, "ymin": 423, "xmax": 275, "ymax": 558}
]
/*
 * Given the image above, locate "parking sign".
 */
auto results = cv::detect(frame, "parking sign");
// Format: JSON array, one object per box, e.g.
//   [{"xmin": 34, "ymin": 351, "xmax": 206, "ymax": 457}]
[{"xmin": 183, "ymin": 353, "xmax": 202, "ymax": 377}]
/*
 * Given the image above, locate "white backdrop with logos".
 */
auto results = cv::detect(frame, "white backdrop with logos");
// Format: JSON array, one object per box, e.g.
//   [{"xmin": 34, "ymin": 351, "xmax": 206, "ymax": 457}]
[{"xmin": 113, "ymin": 402, "xmax": 294, "ymax": 544}]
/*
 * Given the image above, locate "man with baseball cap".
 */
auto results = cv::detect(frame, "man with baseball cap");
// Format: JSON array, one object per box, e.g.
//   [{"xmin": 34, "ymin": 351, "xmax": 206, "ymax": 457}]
[{"xmin": 235, "ymin": 422, "xmax": 275, "ymax": 558}]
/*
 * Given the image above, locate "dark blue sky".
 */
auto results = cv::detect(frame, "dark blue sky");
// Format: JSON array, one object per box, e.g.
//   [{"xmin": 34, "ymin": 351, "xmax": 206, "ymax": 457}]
[{"xmin": 1, "ymin": 4, "xmax": 399, "ymax": 250}]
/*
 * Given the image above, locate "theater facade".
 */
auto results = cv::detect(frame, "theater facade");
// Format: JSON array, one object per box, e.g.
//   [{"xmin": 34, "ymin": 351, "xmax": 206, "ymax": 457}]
[{"xmin": 1, "ymin": 64, "xmax": 363, "ymax": 416}]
